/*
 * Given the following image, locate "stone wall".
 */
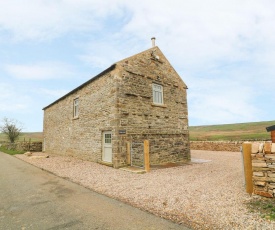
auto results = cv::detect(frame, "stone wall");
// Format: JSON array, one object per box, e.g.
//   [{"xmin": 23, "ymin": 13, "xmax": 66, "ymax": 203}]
[
  {"xmin": 43, "ymin": 46, "xmax": 190, "ymax": 168},
  {"xmin": 251, "ymin": 142, "xmax": 275, "ymax": 198},
  {"xmin": 19, "ymin": 142, "xmax": 43, "ymax": 151},
  {"xmin": 1, "ymin": 142, "xmax": 42, "ymax": 152},
  {"xmin": 114, "ymin": 47, "xmax": 190, "ymax": 166},
  {"xmin": 127, "ymin": 134, "xmax": 190, "ymax": 167},
  {"xmin": 43, "ymin": 70, "xmax": 118, "ymax": 164},
  {"xmin": 190, "ymin": 141, "xmax": 242, "ymax": 152}
]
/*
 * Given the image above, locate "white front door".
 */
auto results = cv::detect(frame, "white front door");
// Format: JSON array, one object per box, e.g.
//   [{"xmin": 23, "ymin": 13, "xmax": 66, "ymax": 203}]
[{"xmin": 102, "ymin": 131, "xmax": 112, "ymax": 163}]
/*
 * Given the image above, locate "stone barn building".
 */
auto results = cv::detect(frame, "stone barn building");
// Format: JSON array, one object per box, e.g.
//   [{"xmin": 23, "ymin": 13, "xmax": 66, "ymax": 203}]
[{"xmin": 43, "ymin": 39, "xmax": 190, "ymax": 168}]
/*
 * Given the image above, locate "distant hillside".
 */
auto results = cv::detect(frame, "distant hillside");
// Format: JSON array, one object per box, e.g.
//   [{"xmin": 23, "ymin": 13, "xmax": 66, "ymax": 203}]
[
  {"xmin": 189, "ymin": 120, "xmax": 275, "ymax": 141},
  {"xmin": 1, "ymin": 121, "xmax": 274, "ymax": 142},
  {"xmin": 0, "ymin": 132, "xmax": 43, "ymax": 142}
]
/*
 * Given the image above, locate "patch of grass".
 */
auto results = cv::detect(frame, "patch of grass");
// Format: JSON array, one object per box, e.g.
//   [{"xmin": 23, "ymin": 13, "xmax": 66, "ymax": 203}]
[
  {"xmin": 0, "ymin": 146, "xmax": 25, "ymax": 155},
  {"xmin": 247, "ymin": 197, "xmax": 275, "ymax": 221},
  {"xmin": 190, "ymin": 120, "xmax": 274, "ymax": 141}
]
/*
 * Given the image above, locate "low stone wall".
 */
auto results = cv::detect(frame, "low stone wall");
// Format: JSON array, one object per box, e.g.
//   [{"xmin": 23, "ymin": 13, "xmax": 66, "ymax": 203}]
[
  {"xmin": 251, "ymin": 142, "xmax": 275, "ymax": 198},
  {"xmin": 129, "ymin": 134, "xmax": 190, "ymax": 167},
  {"xmin": 1, "ymin": 142, "xmax": 43, "ymax": 152},
  {"xmin": 190, "ymin": 141, "xmax": 242, "ymax": 152}
]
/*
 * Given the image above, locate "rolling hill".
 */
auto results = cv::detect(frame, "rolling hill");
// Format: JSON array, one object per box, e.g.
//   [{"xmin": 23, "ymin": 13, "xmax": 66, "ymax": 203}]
[
  {"xmin": 189, "ymin": 120, "xmax": 274, "ymax": 141},
  {"xmin": 0, "ymin": 120, "xmax": 274, "ymax": 142}
]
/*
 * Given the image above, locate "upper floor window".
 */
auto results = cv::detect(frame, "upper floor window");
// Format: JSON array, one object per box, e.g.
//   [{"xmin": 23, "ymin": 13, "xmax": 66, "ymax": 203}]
[
  {"xmin": 152, "ymin": 83, "xmax": 163, "ymax": 104},
  {"xmin": 73, "ymin": 98, "xmax": 79, "ymax": 118}
]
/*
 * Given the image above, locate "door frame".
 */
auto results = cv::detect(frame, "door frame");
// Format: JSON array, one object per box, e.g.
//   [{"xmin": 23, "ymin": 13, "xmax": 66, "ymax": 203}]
[{"xmin": 102, "ymin": 131, "xmax": 112, "ymax": 163}]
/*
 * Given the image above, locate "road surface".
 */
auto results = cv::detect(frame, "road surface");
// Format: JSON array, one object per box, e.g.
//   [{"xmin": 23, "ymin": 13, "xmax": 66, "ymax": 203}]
[{"xmin": 0, "ymin": 152, "xmax": 190, "ymax": 230}]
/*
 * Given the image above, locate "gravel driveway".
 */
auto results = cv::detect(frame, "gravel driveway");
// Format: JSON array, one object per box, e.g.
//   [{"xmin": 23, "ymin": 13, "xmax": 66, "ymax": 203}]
[{"xmin": 16, "ymin": 150, "xmax": 275, "ymax": 230}]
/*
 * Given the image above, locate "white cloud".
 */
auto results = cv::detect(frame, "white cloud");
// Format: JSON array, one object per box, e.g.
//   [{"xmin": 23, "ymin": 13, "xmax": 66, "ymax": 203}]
[
  {"xmin": 2, "ymin": 1, "xmax": 275, "ymax": 66},
  {"xmin": 3, "ymin": 0, "xmax": 275, "ymax": 75},
  {"xmin": 5, "ymin": 62, "xmax": 74, "ymax": 80},
  {"xmin": 0, "ymin": 0, "xmax": 124, "ymax": 41},
  {"xmin": 0, "ymin": 83, "xmax": 31, "ymax": 112},
  {"xmin": 187, "ymin": 78, "xmax": 262, "ymax": 125},
  {"xmin": 39, "ymin": 88, "xmax": 69, "ymax": 98},
  {"xmin": 1, "ymin": 0, "xmax": 275, "ymax": 126},
  {"xmin": 77, "ymin": 1, "xmax": 275, "ymax": 81},
  {"xmin": 122, "ymin": 1, "xmax": 275, "ymax": 67},
  {"xmin": 75, "ymin": 1, "xmax": 275, "ymax": 125},
  {"xmin": 78, "ymin": 40, "xmax": 127, "ymax": 69}
]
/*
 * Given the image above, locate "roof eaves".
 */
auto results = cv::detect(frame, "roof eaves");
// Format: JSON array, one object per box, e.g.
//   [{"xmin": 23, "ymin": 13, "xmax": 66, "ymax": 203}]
[
  {"xmin": 266, "ymin": 125, "xmax": 275, "ymax": 132},
  {"xmin": 42, "ymin": 64, "xmax": 116, "ymax": 110}
]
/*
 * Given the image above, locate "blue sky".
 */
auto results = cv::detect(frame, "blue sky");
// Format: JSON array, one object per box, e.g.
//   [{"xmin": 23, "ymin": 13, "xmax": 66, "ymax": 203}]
[{"xmin": 1, "ymin": 0, "xmax": 275, "ymax": 131}]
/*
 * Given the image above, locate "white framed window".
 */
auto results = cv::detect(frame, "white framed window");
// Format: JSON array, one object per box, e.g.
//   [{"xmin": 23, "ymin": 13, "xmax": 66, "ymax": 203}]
[
  {"xmin": 73, "ymin": 98, "xmax": 79, "ymax": 118},
  {"xmin": 152, "ymin": 83, "xmax": 163, "ymax": 104},
  {"xmin": 104, "ymin": 133, "xmax": 112, "ymax": 144}
]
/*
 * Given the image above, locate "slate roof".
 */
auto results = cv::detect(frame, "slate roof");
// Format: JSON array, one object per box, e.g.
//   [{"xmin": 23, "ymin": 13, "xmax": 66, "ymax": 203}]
[{"xmin": 266, "ymin": 125, "xmax": 275, "ymax": 132}]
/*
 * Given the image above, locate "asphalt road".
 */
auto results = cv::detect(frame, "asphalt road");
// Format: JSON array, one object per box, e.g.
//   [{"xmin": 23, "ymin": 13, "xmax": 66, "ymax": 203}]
[{"xmin": 0, "ymin": 152, "xmax": 190, "ymax": 230}]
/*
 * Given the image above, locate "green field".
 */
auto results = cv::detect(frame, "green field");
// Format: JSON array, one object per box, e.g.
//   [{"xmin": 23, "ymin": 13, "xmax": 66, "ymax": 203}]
[
  {"xmin": 0, "ymin": 120, "xmax": 274, "ymax": 142},
  {"xmin": 0, "ymin": 132, "xmax": 43, "ymax": 142},
  {"xmin": 189, "ymin": 120, "xmax": 275, "ymax": 141}
]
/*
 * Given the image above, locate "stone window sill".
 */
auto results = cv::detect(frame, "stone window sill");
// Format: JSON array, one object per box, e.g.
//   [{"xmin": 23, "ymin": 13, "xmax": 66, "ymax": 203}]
[{"xmin": 151, "ymin": 103, "xmax": 167, "ymax": 108}]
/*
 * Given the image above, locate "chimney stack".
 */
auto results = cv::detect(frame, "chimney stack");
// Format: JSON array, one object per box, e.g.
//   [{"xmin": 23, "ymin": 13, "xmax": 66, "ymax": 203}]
[{"xmin": 151, "ymin": 37, "xmax": 156, "ymax": 47}]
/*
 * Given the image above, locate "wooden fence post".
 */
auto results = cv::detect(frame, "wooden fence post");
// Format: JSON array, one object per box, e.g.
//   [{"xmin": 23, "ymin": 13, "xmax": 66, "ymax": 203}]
[
  {"xmin": 126, "ymin": 142, "xmax": 131, "ymax": 165},
  {"xmin": 144, "ymin": 140, "xmax": 150, "ymax": 172},
  {"xmin": 242, "ymin": 142, "xmax": 253, "ymax": 195},
  {"xmin": 28, "ymin": 138, "xmax": 31, "ymax": 151}
]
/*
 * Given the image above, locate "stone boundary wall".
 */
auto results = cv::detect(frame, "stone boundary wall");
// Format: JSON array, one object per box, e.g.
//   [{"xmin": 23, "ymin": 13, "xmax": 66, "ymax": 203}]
[
  {"xmin": 190, "ymin": 141, "xmax": 243, "ymax": 152},
  {"xmin": 251, "ymin": 142, "xmax": 275, "ymax": 198},
  {"xmin": 129, "ymin": 134, "xmax": 190, "ymax": 167},
  {"xmin": 1, "ymin": 142, "xmax": 43, "ymax": 152}
]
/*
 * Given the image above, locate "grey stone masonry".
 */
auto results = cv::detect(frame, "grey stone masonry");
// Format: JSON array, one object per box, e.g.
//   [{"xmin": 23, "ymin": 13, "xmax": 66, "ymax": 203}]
[
  {"xmin": 251, "ymin": 142, "xmax": 275, "ymax": 198},
  {"xmin": 43, "ymin": 46, "xmax": 190, "ymax": 168},
  {"xmin": 190, "ymin": 141, "xmax": 242, "ymax": 152}
]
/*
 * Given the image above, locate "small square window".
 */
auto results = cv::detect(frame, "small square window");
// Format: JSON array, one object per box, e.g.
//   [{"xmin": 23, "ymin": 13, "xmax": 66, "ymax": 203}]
[
  {"xmin": 73, "ymin": 98, "xmax": 79, "ymax": 118},
  {"xmin": 152, "ymin": 83, "xmax": 163, "ymax": 104},
  {"xmin": 104, "ymin": 134, "xmax": 112, "ymax": 143}
]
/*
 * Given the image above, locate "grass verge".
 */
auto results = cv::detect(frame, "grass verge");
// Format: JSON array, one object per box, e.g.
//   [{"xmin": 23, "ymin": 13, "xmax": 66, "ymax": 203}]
[
  {"xmin": 247, "ymin": 197, "xmax": 275, "ymax": 221},
  {"xmin": 0, "ymin": 146, "xmax": 25, "ymax": 155}
]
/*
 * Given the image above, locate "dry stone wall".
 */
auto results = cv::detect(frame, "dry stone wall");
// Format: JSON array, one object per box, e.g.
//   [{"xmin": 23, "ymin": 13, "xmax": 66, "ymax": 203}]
[
  {"xmin": 18, "ymin": 142, "xmax": 42, "ymax": 152},
  {"xmin": 1, "ymin": 142, "xmax": 42, "ymax": 152},
  {"xmin": 251, "ymin": 142, "xmax": 275, "ymax": 198},
  {"xmin": 190, "ymin": 141, "xmax": 242, "ymax": 152},
  {"xmin": 128, "ymin": 134, "xmax": 190, "ymax": 167}
]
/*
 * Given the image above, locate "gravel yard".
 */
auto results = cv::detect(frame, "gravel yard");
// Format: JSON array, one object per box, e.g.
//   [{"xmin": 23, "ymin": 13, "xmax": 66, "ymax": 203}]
[{"xmin": 16, "ymin": 150, "xmax": 275, "ymax": 230}]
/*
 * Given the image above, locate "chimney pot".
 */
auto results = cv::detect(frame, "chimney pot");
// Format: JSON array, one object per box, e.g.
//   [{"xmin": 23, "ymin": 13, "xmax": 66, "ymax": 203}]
[{"xmin": 151, "ymin": 37, "xmax": 156, "ymax": 47}]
